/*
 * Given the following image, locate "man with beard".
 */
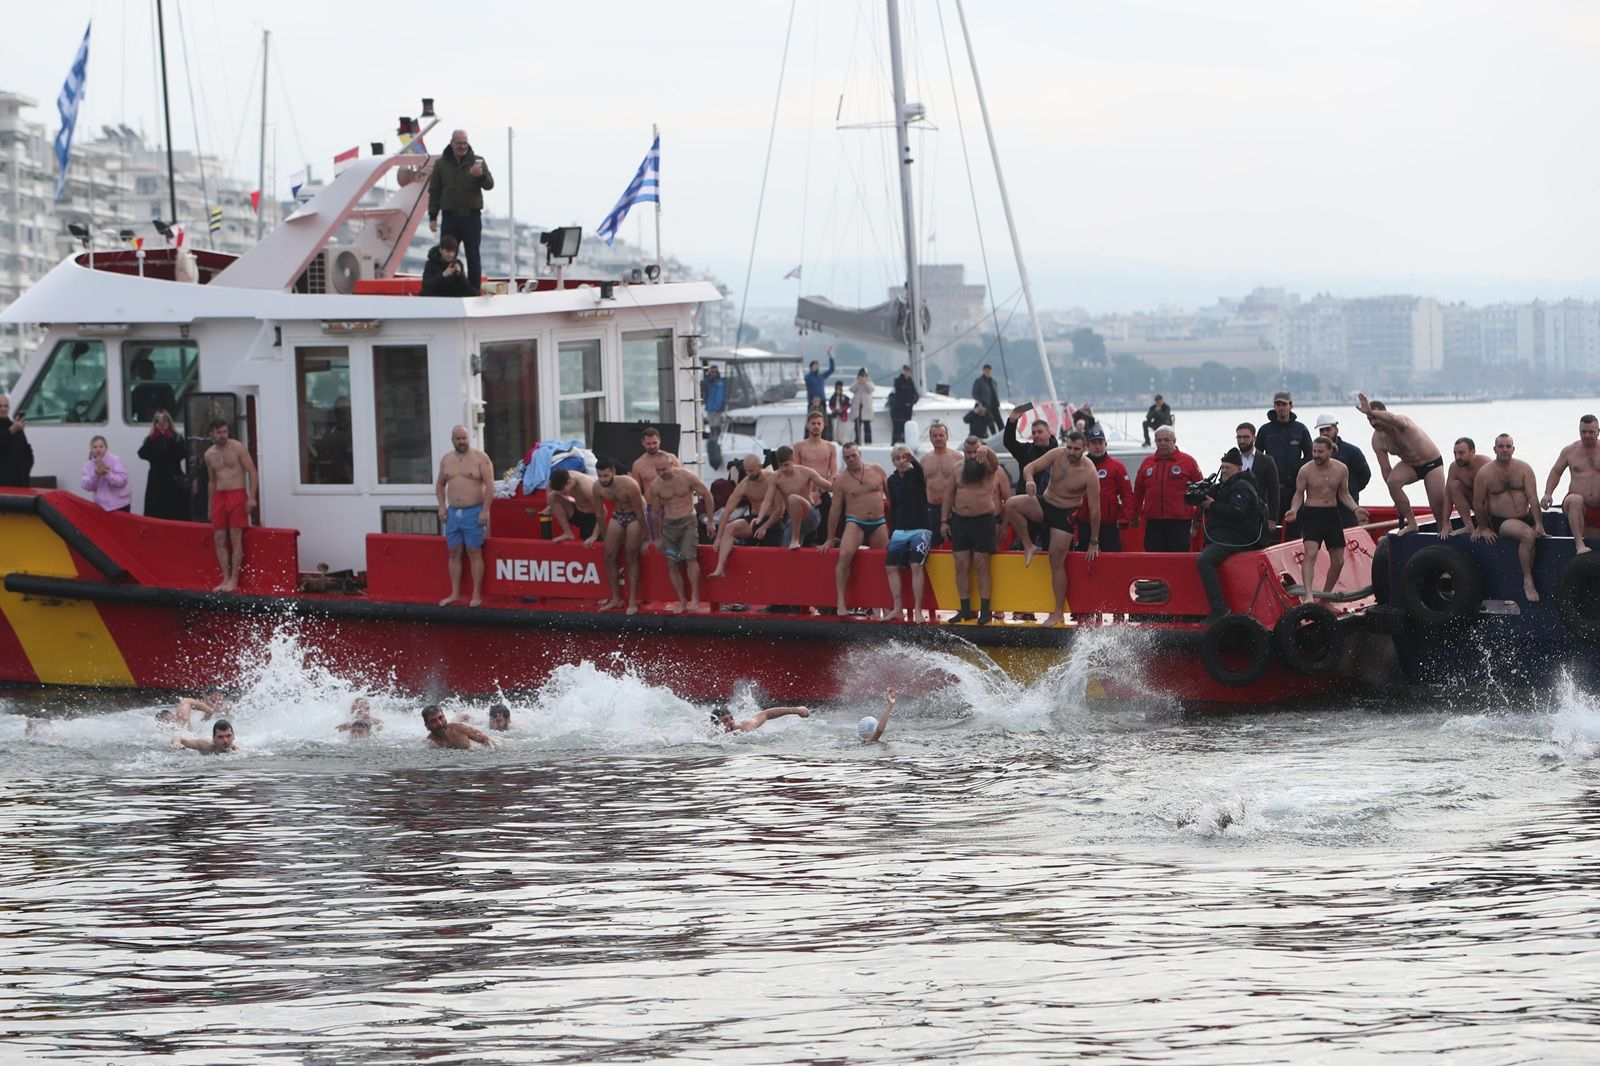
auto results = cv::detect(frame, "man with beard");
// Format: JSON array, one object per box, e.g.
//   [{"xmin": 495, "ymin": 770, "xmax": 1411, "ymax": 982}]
[
  {"xmin": 708, "ymin": 454, "xmax": 778, "ymax": 579},
  {"xmin": 589, "ymin": 458, "xmax": 649, "ymax": 613},
  {"xmin": 1283, "ymin": 437, "xmax": 1367, "ymax": 606},
  {"xmin": 1473, "ymin": 434, "xmax": 1546, "ymax": 602},
  {"xmin": 1233, "ymin": 423, "xmax": 1280, "ymax": 538},
  {"xmin": 1076, "ymin": 430, "xmax": 1131, "ymax": 554},
  {"xmin": 1541, "ymin": 414, "xmax": 1600, "ymax": 554},
  {"xmin": 436, "ymin": 425, "xmax": 494, "ymax": 606},
  {"xmin": 421, "ymin": 704, "xmax": 495, "ymax": 749},
  {"xmin": 628, "ymin": 426, "xmax": 680, "ymax": 499},
  {"xmin": 1443, "ymin": 437, "xmax": 1490, "ymax": 538}
]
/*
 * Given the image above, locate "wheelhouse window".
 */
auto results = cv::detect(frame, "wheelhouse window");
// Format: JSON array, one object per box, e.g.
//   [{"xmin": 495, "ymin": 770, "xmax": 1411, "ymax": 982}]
[
  {"xmin": 558, "ymin": 338, "xmax": 603, "ymax": 444},
  {"xmin": 621, "ymin": 329, "xmax": 674, "ymax": 424},
  {"xmin": 481, "ymin": 339, "xmax": 537, "ymax": 474},
  {"xmin": 295, "ymin": 346, "xmax": 353, "ymax": 485},
  {"xmin": 373, "ymin": 345, "xmax": 432, "ymax": 485},
  {"xmin": 17, "ymin": 339, "xmax": 107, "ymax": 424},
  {"xmin": 124, "ymin": 340, "xmax": 199, "ymax": 424}
]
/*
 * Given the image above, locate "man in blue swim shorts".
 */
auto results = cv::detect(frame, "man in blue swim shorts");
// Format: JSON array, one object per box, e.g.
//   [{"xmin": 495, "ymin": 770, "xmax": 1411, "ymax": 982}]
[
  {"xmin": 436, "ymin": 425, "xmax": 495, "ymax": 606},
  {"xmin": 884, "ymin": 444, "xmax": 933, "ymax": 621}
]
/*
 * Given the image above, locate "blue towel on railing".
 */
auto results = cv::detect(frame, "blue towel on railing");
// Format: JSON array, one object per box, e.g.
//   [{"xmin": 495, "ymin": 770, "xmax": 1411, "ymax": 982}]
[{"xmin": 522, "ymin": 439, "xmax": 584, "ymax": 494}]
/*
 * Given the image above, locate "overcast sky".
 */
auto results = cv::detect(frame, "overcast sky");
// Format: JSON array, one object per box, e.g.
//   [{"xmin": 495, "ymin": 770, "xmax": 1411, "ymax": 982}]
[{"xmin": 9, "ymin": 1, "xmax": 1600, "ymax": 312}]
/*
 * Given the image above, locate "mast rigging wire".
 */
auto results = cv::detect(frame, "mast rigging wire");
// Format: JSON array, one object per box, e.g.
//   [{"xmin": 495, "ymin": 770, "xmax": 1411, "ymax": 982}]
[
  {"xmin": 174, "ymin": 0, "xmax": 213, "ymax": 243},
  {"xmin": 733, "ymin": 0, "xmax": 798, "ymax": 356}
]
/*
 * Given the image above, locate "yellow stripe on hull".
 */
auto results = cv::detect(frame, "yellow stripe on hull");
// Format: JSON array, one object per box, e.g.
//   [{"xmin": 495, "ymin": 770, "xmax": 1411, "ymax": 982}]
[
  {"xmin": 0, "ymin": 513, "xmax": 136, "ymax": 687},
  {"xmin": 924, "ymin": 551, "xmax": 1066, "ymax": 614}
]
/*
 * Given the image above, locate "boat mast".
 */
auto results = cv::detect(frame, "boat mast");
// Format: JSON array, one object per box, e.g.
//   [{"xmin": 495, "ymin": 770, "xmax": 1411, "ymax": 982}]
[
  {"xmin": 885, "ymin": 0, "xmax": 926, "ymax": 392},
  {"xmin": 154, "ymin": 0, "xmax": 179, "ymax": 225},
  {"xmin": 255, "ymin": 30, "xmax": 269, "ymax": 241},
  {"xmin": 953, "ymin": 0, "xmax": 1058, "ymax": 407}
]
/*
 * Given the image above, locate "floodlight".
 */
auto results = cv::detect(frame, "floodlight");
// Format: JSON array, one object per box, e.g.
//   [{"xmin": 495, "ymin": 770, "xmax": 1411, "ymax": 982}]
[{"xmin": 539, "ymin": 226, "xmax": 582, "ymax": 265}]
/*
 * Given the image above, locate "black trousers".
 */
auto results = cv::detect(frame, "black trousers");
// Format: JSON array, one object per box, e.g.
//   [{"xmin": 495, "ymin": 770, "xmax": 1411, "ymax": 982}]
[
  {"xmin": 1197, "ymin": 542, "xmax": 1248, "ymax": 612},
  {"xmin": 891, "ymin": 415, "xmax": 909, "ymax": 444},
  {"xmin": 1142, "ymin": 518, "xmax": 1191, "ymax": 553},
  {"xmin": 441, "ymin": 212, "xmax": 484, "ymax": 288}
]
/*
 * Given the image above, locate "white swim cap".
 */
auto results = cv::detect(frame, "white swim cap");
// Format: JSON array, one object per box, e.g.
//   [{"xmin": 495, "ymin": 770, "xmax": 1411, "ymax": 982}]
[{"xmin": 857, "ymin": 715, "xmax": 878, "ymax": 739}]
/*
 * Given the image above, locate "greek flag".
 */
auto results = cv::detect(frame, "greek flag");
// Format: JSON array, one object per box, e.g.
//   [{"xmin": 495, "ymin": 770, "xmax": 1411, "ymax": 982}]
[
  {"xmin": 595, "ymin": 134, "xmax": 659, "ymax": 246},
  {"xmin": 54, "ymin": 22, "xmax": 92, "ymax": 203}
]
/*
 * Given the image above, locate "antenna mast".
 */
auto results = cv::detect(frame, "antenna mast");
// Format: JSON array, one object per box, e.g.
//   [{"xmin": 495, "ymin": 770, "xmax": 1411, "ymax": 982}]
[
  {"xmin": 885, "ymin": 0, "xmax": 926, "ymax": 392},
  {"xmin": 255, "ymin": 30, "xmax": 269, "ymax": 241}
]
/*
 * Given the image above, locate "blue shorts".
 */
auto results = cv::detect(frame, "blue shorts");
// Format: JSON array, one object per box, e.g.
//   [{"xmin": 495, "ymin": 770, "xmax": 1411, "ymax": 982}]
[
  {"xmin": 885, "ymin": 528, "xmax": 932, "ymax": 568},
  {"xmin": 445, "ymin": 504, "xmax": 486, "ymax": 549}
]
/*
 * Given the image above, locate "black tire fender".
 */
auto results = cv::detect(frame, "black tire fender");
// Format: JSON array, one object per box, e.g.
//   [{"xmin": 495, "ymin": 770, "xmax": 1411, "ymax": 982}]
[
  {"xmin": 1274, "ymin": 603, "xmax": 1346, "ymax": 676},
  {"xmin": 1398, "ymin": 544, "xmax": 1482, "ymax": 627},
  {"xmin": 1201, "ymin": 614, "xmax": 1274, "ymax": 687},
  {"xmin": 1555, "ymin": 553, "xmax": 1600, "ymax": 644}
]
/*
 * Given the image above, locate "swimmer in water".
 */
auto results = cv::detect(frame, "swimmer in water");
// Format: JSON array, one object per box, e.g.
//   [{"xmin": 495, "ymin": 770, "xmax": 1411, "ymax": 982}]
[
  {"xmin": 25, "ymin": 717, "xmax": 60, "ymax": 742},
  {"xmin": 488, "ymin": 703, "xmax": 511, "ymax": 731},
  {"xmin": 346, "ymin": 719, "xmax": 373, "ymax": 741},
  {"xmin": 857, "ymin": 687, "xmax": 895, "ymax": 744},
  {"xmin": 172, "ymin": 718, "xmax": 238, "ymax": 755},
  {"xmin": 336, "ymin": 697, "xmax": 379, "ymax": 733},
  {"xmin": 422, "ymin": 704, "xmax": 495, "ymax": 749},
  {"xmin": 157, "ymin": 688, "xmax": 230, "ymax": 728},
  {"xmin": 711, "ymin": 704, "xmax": 811, "ymax": 733}
]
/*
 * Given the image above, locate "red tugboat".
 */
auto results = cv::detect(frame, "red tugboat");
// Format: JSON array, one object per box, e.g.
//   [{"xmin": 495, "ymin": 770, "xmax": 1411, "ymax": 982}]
[{"xmin": 0, "ymin": 106, "xmax": 1385, "ymax": 705}]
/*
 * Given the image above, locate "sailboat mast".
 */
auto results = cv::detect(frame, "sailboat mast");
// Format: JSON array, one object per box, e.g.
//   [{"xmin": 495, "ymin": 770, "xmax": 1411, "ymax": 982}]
[
  {"xmin": 255, "ymin": 30, "xmax": 269, "ymax": 241},
  {"xmin": 154, "ymin": 0, "xmax": 178, "ymax": 225},
  {"xmin": 885, "ymin": 0, "xmax": 925, "ymax": 392},
  {"xmin": 953, "ymin": 0, "xmax": 1058, "ymax": 406}
]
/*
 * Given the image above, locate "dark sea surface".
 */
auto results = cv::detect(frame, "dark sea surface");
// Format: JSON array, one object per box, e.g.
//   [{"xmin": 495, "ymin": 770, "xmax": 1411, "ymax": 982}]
[{"xmin": 4, "ymin": 625, "xmax": 1599, "ymax": 1064}]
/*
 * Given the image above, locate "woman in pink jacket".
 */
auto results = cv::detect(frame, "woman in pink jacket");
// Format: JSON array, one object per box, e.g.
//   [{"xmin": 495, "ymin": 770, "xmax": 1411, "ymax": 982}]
[{"xmin": 81, "ymin": 435, "xmax": 133, "ymax": 512}]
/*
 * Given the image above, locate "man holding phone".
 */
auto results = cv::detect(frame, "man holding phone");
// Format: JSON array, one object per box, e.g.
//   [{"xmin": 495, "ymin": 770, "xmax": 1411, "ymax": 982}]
[
  {"xmin": 427, "ymin": 129, "xmax": 494, "ymax": 291},
  {"xmin": 0, "ymin": 393, "xmax": 34, "ymax": 488}
]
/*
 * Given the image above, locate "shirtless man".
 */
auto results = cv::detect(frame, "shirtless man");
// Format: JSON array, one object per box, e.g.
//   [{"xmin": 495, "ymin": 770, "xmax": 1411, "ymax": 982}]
[
  {"xmin": 920, "ymin": 421, "xmax": 962, "ymax": 547},
  {"xmin": 1442, "ymin": 437, "xmax": 1491, "ymax": 539},
  {"xmin": 203, "ymin": 420, "xmax": 259, "ymax": 592},
  {"xmin": 1283, "ymin": 437, "xmax": 1368, "ymax": 604},
  {"xmin": 942, "ymin": 446, "xmax": 1009, "ymax": 625},
  {"xmin": 753, "ymin": 446, "xmax": 832, "ymax": 550},
  {"xmin": 648, "ymin": 464, "xmax": 714, "ymax": 613},
  {"xmin": 335, "ymin": 697, "xmax": 378, "ymax": 734},
  {"xmin": 711, "ymin": 703, "xmax": 811, "ymax": 733},
  {"xmin": 794, "ymin": 411, "xmax": 838, "ymax": 536},
  {"xmin": 588, "ymin": 459, "xmax": 649, "ymax": 612},
  {"xmin": 546, "ymin": 468, "xmax": 601, "ymax": 542},
  {"xmin": 421, "ymin": 704, "xmax": 495, "ymax": 749},
  {"xmin": 157, "ymin": 687, "xmax": 230, "ymax": 728},
  {"xmin": 435, "ymin": 425, "xmax": 495, "ymax": 606},
  {"xmin": 857, "ymin": 687, "xmax": 895, "ymax": 743},
  {"xmin": 821, "ymin": 442, "xmax": 890, "ymax": 616},
  {"xmin": 1541, "ymin": 414, "xmax": 1600, "ymax": 555},
  {"xmin": 629, "ymin": 426, "xmax": 680, "ymax": 499},
  {"xmin": 708, "ymin": 454, "xmax": 775, "ymax": 579},
  {"xmin": 172, "ymin": 718, "xmax": 238, "ymax": 755},
  {"xmin": 1358, "ymin": 393, "xmax": 1447, "ymax": 536},
  {"xmin": 1472, "ymin": 433, "xmax": 1546, "ymax": 602},
  {"xmin": 1019, "ymin": 430, "xmax": 1100, "ymax": 627}
]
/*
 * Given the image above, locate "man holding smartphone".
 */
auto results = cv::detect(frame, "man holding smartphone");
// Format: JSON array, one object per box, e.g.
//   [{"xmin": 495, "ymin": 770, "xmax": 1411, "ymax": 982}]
[
  {"xmin": 427, "ymin": 129, "xmax": 494, "ymax": 291},
  {"xmin": 0, "ymin": 393, "xmax": 34, "ymax": 488}
]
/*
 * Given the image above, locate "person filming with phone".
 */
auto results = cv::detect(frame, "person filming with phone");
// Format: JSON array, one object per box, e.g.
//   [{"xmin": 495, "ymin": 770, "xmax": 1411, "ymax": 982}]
[
  {"xmin": 0, "ymin": 393, "xmax": 34, "ymax": 488},
  {"xmin": 427, "ymin": 129, "xmax": 494, "ymax": 292}
]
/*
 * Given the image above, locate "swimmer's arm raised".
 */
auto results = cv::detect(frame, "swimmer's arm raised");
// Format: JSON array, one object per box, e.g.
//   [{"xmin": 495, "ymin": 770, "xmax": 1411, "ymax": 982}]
[{"xmin": 865, "ymin": 687, "xmax": 895, "ymax": 744}]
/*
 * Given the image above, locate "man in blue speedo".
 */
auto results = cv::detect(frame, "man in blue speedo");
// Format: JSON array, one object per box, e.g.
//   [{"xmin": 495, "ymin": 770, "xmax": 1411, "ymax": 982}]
[{"xmin": 436, "ymin": 425, "xmax": 495, "ymax": 607}]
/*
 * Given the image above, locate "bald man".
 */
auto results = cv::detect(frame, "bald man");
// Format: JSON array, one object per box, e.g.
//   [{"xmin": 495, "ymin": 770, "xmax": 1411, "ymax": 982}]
[
  {"xmin": 436, "ymin": 425, "xmax": 495, "ymax": 606},
  {"xmin": 427, "ymin": 129, "xmax": 494, "ymax": 289}
]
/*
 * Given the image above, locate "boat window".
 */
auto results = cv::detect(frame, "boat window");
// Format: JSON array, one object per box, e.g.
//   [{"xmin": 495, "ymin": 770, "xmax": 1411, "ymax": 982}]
[
  {"xmin": 621, "ymin": 329, "xmax": 674, "ymax": 425},
  {"xmin": 480, "ymin": 339, "xmax": 537, "ymax": 473},
  {"xmin": 558, "ymin": 338, "xmax": 603, "ymax": 444},
  {"xmin": 123, "ymin": 340, "xmax": 199, "ymax": 424},
  {"xmin": 16, "ymin": 339, "xmax": 107, "ymax": 424},
  {"xmin": 295, "ymin": 346, "xmax": 353, "ymax": 485},
  {"xmin": 373, "ymin": 345, "xmax": 432, "ymax": 485}
]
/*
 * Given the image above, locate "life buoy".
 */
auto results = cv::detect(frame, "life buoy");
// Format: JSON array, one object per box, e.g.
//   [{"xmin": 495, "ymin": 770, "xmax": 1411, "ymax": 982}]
[
  {"xmin": 1555, "ymin": 553, "xmax": 1600, "ymax": 644},
  {"xmin": 1274, "ymin": 603, "xmax": 1345, "ymax": 676},
  {"xmin": 1200, "ymin": 614, "xmax": 1273, "ymax": 687},
  {"xmin": 1398, "ymin": 544, "xmax": 1482, "ymax": 627},
  {"xmin": 1371, "ymin": 535, "xmax": 1391, "ymax": 605}
]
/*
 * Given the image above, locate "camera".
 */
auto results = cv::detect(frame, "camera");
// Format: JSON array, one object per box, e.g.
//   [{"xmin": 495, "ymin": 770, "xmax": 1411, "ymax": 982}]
[{"xmin": 1183, "ymin": 473, "xmax": 1221, "ymax": 506}]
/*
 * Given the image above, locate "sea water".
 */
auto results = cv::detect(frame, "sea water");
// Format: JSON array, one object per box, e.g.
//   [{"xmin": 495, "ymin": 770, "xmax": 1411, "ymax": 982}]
[{"xmin": 4, "ymin": 619, "xmax": 1599, "ymax": 1063}]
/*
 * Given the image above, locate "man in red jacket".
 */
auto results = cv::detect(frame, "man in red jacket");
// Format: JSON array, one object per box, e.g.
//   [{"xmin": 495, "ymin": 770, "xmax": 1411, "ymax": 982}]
[
  {"xmin": 1075, "ymin": 429, "xmax": 1131, "ymax": 552},
  {"xmin": 1130, "ymin": 426, "xmax": 1202, "ymax": 552}
]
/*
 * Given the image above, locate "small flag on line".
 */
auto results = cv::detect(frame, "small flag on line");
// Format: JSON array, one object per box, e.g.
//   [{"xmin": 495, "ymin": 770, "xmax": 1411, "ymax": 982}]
[
  {"xmin": 784, "ymin": 265, "xmax": 802, "ymax": 280},
  {"xmin": 208, "ymin": 207, "xmax": 223, "ymax": 233},
  {"xmin": 596, "ymin": 134, "xmax": 660, "ymax": 246},
  {"xmin": 289, "ymin": 169, "xmax": 308, "ymax": 202},
  {"xmin": 333, "ymin": 145, "xmax": 358, "ymax": 169},
  {"xmin": 249, "ymin": 190, "xmax": 261, "ymax": 214}
]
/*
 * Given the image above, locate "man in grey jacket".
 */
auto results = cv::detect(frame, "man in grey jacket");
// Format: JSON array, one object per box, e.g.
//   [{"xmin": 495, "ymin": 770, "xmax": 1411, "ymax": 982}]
[{"xmin": 428, "ymin": 129, "xmax": 495, "ymax": 290}]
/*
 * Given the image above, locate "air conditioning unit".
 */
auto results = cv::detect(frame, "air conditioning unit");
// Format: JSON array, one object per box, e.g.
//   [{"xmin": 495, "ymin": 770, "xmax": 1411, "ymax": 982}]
[{"xmin": 305, "ymin": 245, "xmax": 375, "ymax": 294}]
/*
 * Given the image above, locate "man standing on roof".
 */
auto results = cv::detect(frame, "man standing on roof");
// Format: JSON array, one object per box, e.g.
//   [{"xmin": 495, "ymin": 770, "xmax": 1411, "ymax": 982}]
[
  {"xmin": 972, "ymin": 364, "xmax": 1002, "ymax": 436},
  {"xmin": 427, "ymin": 130, "xmax": 494, "ymax": 291},
  {"xmin": 703, "ymin": 365, "xmax": 727, "ymax": 470},
  {"xmin": 890, "ymin": 364, "xmax": 919, "ymax": 444},
  {"xmin": 805, "ymin": 348, "xmax": 837, "ymax": 409},
  {"xmin": 1141, "ymin": 394, "xmax": 1173, "ymax": 447}
]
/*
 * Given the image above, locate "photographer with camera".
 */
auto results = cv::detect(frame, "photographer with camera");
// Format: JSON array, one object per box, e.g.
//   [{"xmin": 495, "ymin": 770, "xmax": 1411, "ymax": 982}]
[{"xmin": 1195, "ymin": 447, "xmax": 1267, "ymax": 623}]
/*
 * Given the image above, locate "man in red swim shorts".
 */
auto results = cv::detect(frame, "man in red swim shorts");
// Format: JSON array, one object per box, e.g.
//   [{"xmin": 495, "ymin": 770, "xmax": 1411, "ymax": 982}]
[{"xmin": 203, "ymin": 419, "xmax": 259, "ymax": 592}]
